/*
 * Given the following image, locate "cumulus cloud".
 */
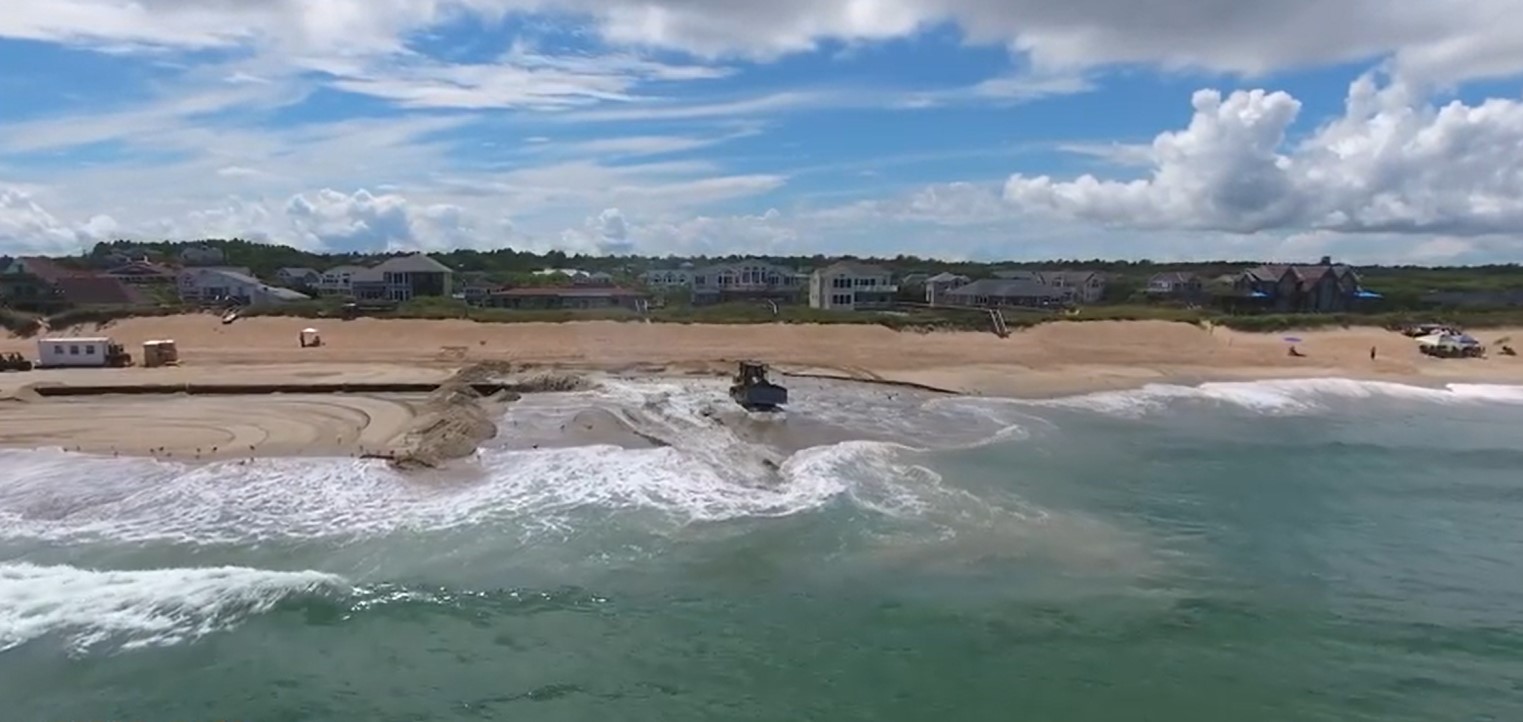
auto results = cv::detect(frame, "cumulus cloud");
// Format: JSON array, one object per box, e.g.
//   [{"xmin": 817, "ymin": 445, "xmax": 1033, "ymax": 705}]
[
  {"xmin": 567, "ymin": 207, "xmax": 636, "ymax": 254},
  {"xmin": 1004, "ymin": 74, "xmax": 1523, "ymax": 235},
  {"xmin": 0, "ymin": 186, "xmax": 117, "ymax": 254}
]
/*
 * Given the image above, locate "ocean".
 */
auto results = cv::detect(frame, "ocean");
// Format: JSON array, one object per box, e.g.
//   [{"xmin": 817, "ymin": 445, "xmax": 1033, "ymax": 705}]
[{"xmin": 4, "ymin": 377, "xmax": 1523, "ymax": 721}]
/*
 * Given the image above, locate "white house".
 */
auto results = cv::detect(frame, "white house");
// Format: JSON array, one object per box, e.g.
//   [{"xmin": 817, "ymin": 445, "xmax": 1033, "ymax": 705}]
[
  {"xmin": 178, "ymin": 268, "xmax": 308, "ymax": 305},
  {"xmin": 808, "ymin": 261, "xmax": 897, "ymax": 311},
  {"xmin": 275, "ymin": 267, "xmax": 321, "ymax": 287},
  {"xmin": 314, "ymin": 265, "xmax": 369, "ymax": 296},
  {"xmin": 178, "ymin": 244, "xmax": 226, "ymax": 266}
]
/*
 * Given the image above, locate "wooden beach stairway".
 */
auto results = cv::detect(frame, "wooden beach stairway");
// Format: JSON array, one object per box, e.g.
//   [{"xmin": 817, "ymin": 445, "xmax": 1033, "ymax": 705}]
[{"xmin": 989, "ymin": 309, "xmax": 1010, "ymax": 338}]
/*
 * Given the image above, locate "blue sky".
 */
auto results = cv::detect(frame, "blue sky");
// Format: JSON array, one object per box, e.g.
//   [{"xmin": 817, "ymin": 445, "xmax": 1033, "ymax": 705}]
[{"xmin": 1, "ymin": 1, "xmax": 1521, "ymax": 263}]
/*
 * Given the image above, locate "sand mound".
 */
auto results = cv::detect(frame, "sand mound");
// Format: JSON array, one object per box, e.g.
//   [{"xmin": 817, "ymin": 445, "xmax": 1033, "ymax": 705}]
[
  {"xmin": 513, "ymin": 372, "xmax": 589, "ymax": 393},
  {"xmin": 387, "ymin": 363, "xmax": 548, "ymax": 469}
]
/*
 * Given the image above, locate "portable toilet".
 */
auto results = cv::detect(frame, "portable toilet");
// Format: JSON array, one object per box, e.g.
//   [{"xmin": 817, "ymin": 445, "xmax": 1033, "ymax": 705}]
[{"xmin": 142, "ymin": 339, "xmax": 179, "ymax": 368}]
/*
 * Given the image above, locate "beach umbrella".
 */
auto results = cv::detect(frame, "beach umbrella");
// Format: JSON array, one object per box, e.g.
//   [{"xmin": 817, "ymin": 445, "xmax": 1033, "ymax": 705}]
[{"xmin": 1282, "ymin": 336, "xmax": 1302, "ymax": 343}]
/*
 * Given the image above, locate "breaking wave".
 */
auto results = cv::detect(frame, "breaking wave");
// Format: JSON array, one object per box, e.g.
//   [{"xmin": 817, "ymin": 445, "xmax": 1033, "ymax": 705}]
[
  {"xmin": 1021, "ymin": 378, "xmax": 1523, "ymax": 418},
  {"xmin": 0, "ymin": 562, "xmax": 346, "ymax": 654},
  {"xmin": 0, "ymin": 380, "xmax": 989, "ymax": 545}
]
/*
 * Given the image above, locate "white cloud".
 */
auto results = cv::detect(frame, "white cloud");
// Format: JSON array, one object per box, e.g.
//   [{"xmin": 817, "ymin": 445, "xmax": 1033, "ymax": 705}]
[
  {"xmin": 6, "ymin": 1, "xmax": 1522, "ymax": 85},
  {"xmin": 0, "ymin": 186, "xmax": 116, "ymax": 255},
  {"xmin": 564, "ymin": 207, "xmax": 635, "ymax": 254},
  {"xmin": 1004, "ymin": 74, "xmax": 1523, "ymax": 235}
]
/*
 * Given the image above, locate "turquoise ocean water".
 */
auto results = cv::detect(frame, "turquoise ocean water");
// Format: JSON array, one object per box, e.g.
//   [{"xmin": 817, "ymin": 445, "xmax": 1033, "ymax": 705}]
[{"xmin": 3, "ymin": 377, "xmax": 1522, "ymax": 721}]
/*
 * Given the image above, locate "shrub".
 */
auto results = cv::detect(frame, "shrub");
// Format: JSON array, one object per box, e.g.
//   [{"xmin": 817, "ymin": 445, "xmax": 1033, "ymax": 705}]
[{"xmin": 0, "ymin": 308, "xmax": 43, "ymax": 337}]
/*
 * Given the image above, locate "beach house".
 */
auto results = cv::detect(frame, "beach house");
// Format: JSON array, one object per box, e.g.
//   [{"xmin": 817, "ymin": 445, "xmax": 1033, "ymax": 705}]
[
  {"xmin": 641, "ymin": 264, "xmax": 696, "ymax": 288},
  {"xmin": 1146, "ymin": 271, "xmax": 1203, "ymax": 299},
  {"xmin": 275, "ymin": 267, "xmax": 321, "ymax": 288},
  {"xmin": 808, "ymin": 261, "xmax": 897, "ymax": 311},
  {"xmin": 178, "ymin": 244, "xmax": 226, "ymax": 266},
  {"xmin": 940, "ymin": 278, "xmax": 1063, "ymax": 308},
  {"xmin": 1, "ymin": 257, "xmax": 144, "ymax": 311},
  {"xmin": 178, "ymin": 267, "xmax": 308, "ymax": 306},
  {"xmin": 365, "ymin": 254, "xmax": 455, "ymax": 301},
  {"xmin": 1231, "ymin": 257, "xmax": 1366, "ymax": 313},
  {"xmin": 313, "ymin": 265, "xmax": 369, "ymax": 296},
  {"xmin": 689, "ymin": 261, "xmax": 805, "ymax": 305},
  {"xmin": 925, "ymin": 272, "xmax": 971, "ymax": 306}
]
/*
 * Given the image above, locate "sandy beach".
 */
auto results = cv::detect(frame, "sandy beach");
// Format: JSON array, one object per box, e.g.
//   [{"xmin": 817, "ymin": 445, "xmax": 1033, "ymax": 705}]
[{"xmin": 3, "ymin": 314, "xmax": 1521, "ymax": 459}]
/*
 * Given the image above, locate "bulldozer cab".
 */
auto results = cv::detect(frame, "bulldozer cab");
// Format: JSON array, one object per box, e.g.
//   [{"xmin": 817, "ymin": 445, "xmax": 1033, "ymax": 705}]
[{"xmin": 734, "ymin": 361, "xmax": 770, "ymax": 385}]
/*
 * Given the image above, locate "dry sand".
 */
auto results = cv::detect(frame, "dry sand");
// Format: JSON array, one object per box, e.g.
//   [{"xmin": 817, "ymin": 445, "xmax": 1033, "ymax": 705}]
[{"xmin": 2, "ymin": 314, "xmax": 1521, "ymax": 459}]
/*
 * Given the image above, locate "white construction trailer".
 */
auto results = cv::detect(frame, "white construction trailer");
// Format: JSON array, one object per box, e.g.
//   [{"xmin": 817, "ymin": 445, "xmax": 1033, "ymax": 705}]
[{"xmin": 36, "ymin": 337, "xmax": 125, "ymax": 368}]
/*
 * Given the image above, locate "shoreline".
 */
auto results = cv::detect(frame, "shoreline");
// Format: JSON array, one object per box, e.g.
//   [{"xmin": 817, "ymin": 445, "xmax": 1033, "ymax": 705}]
[
  {"xmin": 3, "ymin": 316, "xmax": 1522, "ymax": 460},
  {"xmin": 0, "ymin": 364, "xmax": 1518, "ymax": 463}
]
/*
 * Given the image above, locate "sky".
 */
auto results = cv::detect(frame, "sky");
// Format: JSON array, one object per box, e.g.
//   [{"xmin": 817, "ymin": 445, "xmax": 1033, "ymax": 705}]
[{"xmin": 0, "ymin": 1, "xmax": 1521, "ymax": 264}]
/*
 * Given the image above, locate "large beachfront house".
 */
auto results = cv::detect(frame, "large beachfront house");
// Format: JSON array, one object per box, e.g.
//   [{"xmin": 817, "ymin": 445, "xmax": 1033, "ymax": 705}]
[
  {"xmin": 178, "ymin": 244, "xmax": 226, "ymax": 266},
  {"xmin": 808, "ymin": 261, "xmax": 897, "ymax": 311},
  {"xmin": 925, "ymin": 272, "xmax": 971, "ymax": 306},
  {"xmin": 275, "ymin": 267, "xmax": 321, "ymax": 288},
  {"xmin": 177, "ymin": 267, "xmax": 308, "ymax": 306},
  {"xmin": 642, "ymin": 260, "xmax": 805, "ymax": 305},
  {"xmin": 312, "ymin": 265, "xmax": 368, "ymax": 296},
  {"xmin": 339, "ymin": 254, "xmax": 454, "ymax": 301},
  {"xmin": 0, "ymin": 257, "xmax": 144, "ymax": 311},
  {"xmin": 1230, "ymin": 257, "xmax": 1371, "ymax": 313},
  {"xmin": 940, "ymin": 278, "xmax": 1064, "ymax": 308},
  {"xmin": 992, "ymin": 269, "xmax": 1107, "ymax": 304},
  {"xmin": 1146, "ymin": 271, "xmax": 1204, "ymax": 299}
]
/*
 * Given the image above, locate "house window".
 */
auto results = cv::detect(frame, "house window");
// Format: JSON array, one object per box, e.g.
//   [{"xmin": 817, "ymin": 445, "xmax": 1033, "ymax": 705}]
[
  {"xmin": 69, "ymin": 345, "xmax": 80, "ymax": 355},
  {"xmin": 85, "ymin": 345, "xmax": 96, "ymax": 355},
  {"xmin": 54, "ymin": 345, "xmax": 64, "ymax": 354},
  {"xmin": 832, "ymin": 294, "xmax": 852, "ymax": 306}
]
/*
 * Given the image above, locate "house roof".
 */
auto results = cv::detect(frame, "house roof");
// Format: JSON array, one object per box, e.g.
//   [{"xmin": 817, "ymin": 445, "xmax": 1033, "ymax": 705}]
[
  {"xmin": 324, "ymin": 265, "xmax": 369, "ymax": 275},
  {"xmin": 14, "ymin": 257, "xmax": 86, "ymax": 283},
  {"xmin": 817, "ymin": 260, "xmax": 888, "ymax": 276},
  {"xmin": 1149, "ymin": 271, "xmax": 1197, "ymax": 284},
  {"xmin": 52, "ymin": 276, "xmax": 145, "ymax": 306},
  {"xmin": 926, "ymin": 272, "xmax": 969, "ymax": 283},
  {"xmin": 350, "ymin": 268, "xmax": 386, "ymax": 283},
  {"xmin": 265, "ymin": 286, "xmax": 310, "ymax": 301},
  {"xmin": 374, "ymin": 254, "xmax": 453, "ymax": 273},
  {"xmin": 1243, "ymin": 263, "xmax": 1358, "ymax": 289},
  {"xmin": 279, "ymin": 267, "xmax": 319, "ymax": 277},
  {"xmin": 1045, "ymin": 270, "xmax": 1103, "ymax": 284},
  {"xmin": 992, "ymin": 269, "xmax": 1043, "ymax": 281},
  {"xmin": 183, "ymin": 265, "xmax": 255, "ymax": 279},
  {"xmin": 105, "ymin": 260, "xmax": 175, "ymax": 277},
  {"xmin": 944, "ymin": 278, "xmax": 1061, "ymax": 299}
]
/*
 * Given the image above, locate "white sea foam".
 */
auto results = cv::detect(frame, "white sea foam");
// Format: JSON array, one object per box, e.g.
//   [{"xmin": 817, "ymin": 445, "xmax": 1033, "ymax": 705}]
[
  {"xmin": 0, "ymin": 562, "xmax": 345, "ymax": 654},
  {"xmin": 0, "ymin": 378, "xmax": 1041, "ymax": 545},
  {"xmin": 1023, "ymin": 378, "xmax": 1523, "ymax": 418},
  {"xmin": 0, "ymin": 435, "xmax": 933, "ymax": 544}
]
